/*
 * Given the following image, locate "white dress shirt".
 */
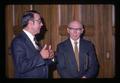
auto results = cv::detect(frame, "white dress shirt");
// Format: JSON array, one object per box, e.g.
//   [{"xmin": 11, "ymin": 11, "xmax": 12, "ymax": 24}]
[
  {"xmin": 70, "ymin": 38, "xmax": 80, "ymax": 52},
  {"xmin": 23, "ymin": 29, "xmax": 39, "ymax": 50}
]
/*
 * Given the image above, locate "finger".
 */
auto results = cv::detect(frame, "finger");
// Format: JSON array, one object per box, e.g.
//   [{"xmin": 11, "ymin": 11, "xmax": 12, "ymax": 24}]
[
  {"xmin": 49, "ymin": 54, "xmax": 54, "ymax": 59},
  {"xmin": 49, "ymin": 51, "xmax": 54, "ymax": 58},
  {"xmin": 42, "ymin": 44, "xmax": 47, "ymax": 50},
  {"xmin": 48, "ymin": 45, "xmax": 51, "ymax": 50}
]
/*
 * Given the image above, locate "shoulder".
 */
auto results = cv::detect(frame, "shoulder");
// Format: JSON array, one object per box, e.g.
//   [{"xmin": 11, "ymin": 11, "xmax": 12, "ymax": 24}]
[
  {"xmin": 57, "ymin": 38, "xmax": 69, "ymax": 47},
  {"xmin": 81, "ymin": 38, "xmax": 93, "ymax": 45},
  {"xmin": 80, "ymin": 38, "xmax": 94, "ymax": 48},
  {"xmin": 11, "ymin": 32, "xmax": 26, "ymax": 45}
]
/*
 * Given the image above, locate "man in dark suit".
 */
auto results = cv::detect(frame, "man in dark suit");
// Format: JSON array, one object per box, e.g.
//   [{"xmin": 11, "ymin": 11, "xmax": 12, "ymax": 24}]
[
  {"xmin": 11, "ymin": 10, "xmax": 54, "ymax": 78},
  {"xmin": 56, "ymin": 20, "xmax": 99, "ymax": 78}
]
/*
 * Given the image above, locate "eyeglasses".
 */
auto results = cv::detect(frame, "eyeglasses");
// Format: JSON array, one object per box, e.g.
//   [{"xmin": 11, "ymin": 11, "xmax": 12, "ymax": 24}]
[
  {"xmin": 68, "ymin": 27, "xmax": 83, "ymax": 31},
  {"xmin": 33, "ymin": 19, "xmax": 42, "ymax": 24}
]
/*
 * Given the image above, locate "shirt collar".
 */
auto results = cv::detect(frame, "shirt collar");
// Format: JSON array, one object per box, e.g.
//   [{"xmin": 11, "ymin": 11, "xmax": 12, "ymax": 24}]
[
  {"xmin": 70, "ymin": 38, "xmax": 80, "ymax": 50},
  {"xmin": 23, "ymin": 29, "xmax": 35, "ymax": 41},
  {"xmin": 70, "ymin": 38, "xmax": 80, "ymax": 44}
]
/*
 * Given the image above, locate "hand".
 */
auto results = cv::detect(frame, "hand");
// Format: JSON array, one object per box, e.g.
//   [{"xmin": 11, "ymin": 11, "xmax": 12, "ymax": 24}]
[
  {"xmin": 48, "ymin": 45, "xmax": 54, "ymax": 59},
  {"xmin": 40, "ymin": 44, "xmax": 49, "ymax": 59},
  {"xmin": 81, "ymin": 76, "xmax": 86, "ymax": 79}
]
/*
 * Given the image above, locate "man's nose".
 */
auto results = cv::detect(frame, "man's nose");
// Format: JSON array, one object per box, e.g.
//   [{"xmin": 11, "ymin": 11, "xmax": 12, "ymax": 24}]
[
  {"xmin": 40, "ymin": 22, "xmax": 43, "ymax": 26},
  {"xmin": 73, "ymin": 29, "xmax": 78, "ymax": 33}
]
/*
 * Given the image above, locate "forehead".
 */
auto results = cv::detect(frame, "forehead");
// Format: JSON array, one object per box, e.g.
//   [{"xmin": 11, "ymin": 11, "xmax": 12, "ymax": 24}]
[
  {"xmin": 34, "ymin": 13, "xmax": 40, "ymax": 19},
  {"xmin": 69, "ymin": 21, "xmax": 83, "ymax": 28}
]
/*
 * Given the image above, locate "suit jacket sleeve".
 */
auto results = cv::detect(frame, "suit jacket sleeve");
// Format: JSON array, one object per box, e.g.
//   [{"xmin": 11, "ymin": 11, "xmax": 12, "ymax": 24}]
[
  {"xmin": 56, "ymin": 45, "xmax": 74, "ymax": 78},
  {"xmin": 11, "ymin": 38, "xmax": 45, "ymax": 74},
  {"xmin": 83, "ymin": 42, "xmax": 99, "ymax": 78}
]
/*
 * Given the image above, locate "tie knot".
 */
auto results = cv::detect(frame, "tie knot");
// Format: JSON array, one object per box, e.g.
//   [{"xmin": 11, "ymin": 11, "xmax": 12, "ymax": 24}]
[
  {"xmin": 34, "ymin": 37, "xmax": 39, "ymax": 45},
  {"xmin": 34, "ymin": 37, "xmax": 37, "ymax": 42},
  {"xmin": 74, "ymin": 41, "xmax": 78, "ymax": 45}
]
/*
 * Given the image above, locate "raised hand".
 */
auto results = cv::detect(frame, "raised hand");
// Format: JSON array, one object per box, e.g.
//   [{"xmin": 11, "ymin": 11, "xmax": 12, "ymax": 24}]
[
  {"xmin": 40, "ymin": 44, "xmax": 54, "ymax": 59},
  {"xmin": 48, "ymin": 45, "xmax": 54, "ymax": 59},
  {"xmin": 40, "ymin": 44, "xmax": 49, "ymax": 59}
]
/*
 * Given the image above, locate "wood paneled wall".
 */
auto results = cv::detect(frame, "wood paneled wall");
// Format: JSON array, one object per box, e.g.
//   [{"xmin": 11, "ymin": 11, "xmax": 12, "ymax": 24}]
[
  {"xmin": 94, "ymin": 5, "xmax": 114, "ymax": 77},
  {"xmin": 5, "ymin": 5, "xmax": 14, "ymax": 78},
  {"xmin": 5, "ymin": 5, "xmax": 32, "ymax": 78},
  {"xmin": 5, "ymin": 5, "xmax": 115, "ymax": 78}
]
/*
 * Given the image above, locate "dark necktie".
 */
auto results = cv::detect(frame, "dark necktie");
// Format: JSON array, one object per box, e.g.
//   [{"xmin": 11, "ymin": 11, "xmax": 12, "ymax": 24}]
[
  {"xmin": 74, "ymin": 41, "xmax": 80, "ymax": 71},
  {"xmin": 34, "ymin": 37, "xmax": 40, "ymax": 50},
  {"xmin": 34, "ymin": 37, "xmax": 39, "ymax": 46}
]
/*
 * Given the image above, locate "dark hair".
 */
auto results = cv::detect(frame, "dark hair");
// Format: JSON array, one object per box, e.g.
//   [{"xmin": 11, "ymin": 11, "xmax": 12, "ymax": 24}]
[{"xmin": 21, "ymin": 10, "xmax": 40, "ymax": 28}]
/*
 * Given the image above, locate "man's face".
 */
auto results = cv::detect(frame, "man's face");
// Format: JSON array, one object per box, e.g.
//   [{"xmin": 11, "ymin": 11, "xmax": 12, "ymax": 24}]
[
  {"xmin": 32, "ymin": 13, "xmax": 43, "ymax": 35},
  {"xmin": 67, "ymin": 21, "xmax": 84, "ymax": 41}
]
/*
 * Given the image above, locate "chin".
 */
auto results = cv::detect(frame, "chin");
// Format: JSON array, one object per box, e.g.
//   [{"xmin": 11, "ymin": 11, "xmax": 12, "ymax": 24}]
[
  {"xmin": 74, "ymin": 38, "xmax": 79, "ymax": 40},
  {"xmin": 72, "ymin": 38, "xmax": 77, "ymax": 41},
  {"xmin": 37, "ymin": 31, "xmax": 40, "ymax": 34}
]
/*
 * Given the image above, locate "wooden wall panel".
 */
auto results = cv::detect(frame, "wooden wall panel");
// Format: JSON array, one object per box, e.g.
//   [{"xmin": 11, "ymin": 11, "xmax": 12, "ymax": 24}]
[
  {"xmin": 14, "ymin": 5, "xmax": 31, "ymax": 25},
  {"xmin": 81, "ymin": 5, "xmax": 94, "ymax": 25},
  {"xmin": 102, "ymin": 5, "xmax": 114, "ymax": 77},
  {"xmin": 33, "ymin": 5, "xmax": 61, "ymax": 51},
  {"xmin": 94, "ymin": 5, "xmax": 114, "ymax": 78},
  {"xmin": 94, "ymin": 5, "xmax": 104, "ymax": 77},
  {"xmin": 49, "ymin": 5, "xmax": 61, "ymax": 51},
  {"xmin": 33, "ymin": 5, "xmax": 51, "ymax": 46},
  {"xmin": 60, "ymin": 5, "xmax": 69, "ymax": 25},
  {"xmin": 14, "ymin": 5, "xmax": 31, "ymax": 35},
  {"xmin": 5, "ymin": 5, "xmax": 14, "ymax": 78},
  {"xmin": 5, "ymin": 5, "xmax": 31, "ymax": 78},
  {"xmin": 71, "ymin": 5, "xmax": 81, "ymax": 21}
]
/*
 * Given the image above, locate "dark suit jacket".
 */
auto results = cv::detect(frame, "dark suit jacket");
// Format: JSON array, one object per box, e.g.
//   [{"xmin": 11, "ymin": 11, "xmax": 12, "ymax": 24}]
[
  {"xmin": 56, "ymin": 38, "xmax": 99, "ymax": 78},
  {"xmin": 11, "ymin": 31, "xmax": 49, "ymax": 78}
]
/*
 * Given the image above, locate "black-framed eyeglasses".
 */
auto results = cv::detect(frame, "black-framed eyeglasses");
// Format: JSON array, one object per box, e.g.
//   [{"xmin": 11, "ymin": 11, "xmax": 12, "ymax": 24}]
[
  {"xmin": 68, "ymin": 27, "xmax": 83, "ymax": 31},
  {"xmin": 33, "ymin": 19, "xmax": 42, "ymax": 24}
]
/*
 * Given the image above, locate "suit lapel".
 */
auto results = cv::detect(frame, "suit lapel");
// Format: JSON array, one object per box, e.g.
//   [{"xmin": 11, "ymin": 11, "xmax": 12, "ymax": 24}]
[
  {"xmin": 65, "ymin": 39, "xmax": 78, "ymax": 72},
  {"xmin": 80, "ymin": 39, "xmax": 89, "ymax": 72},
  {"xmin": 21, "ymin": 31, "xmax": 38, "ymax": 52}
]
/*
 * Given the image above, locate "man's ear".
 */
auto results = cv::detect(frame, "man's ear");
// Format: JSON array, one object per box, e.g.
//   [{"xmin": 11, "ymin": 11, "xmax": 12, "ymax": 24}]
[
  {"xmin": 81, "ymin": 28, "xmax": 84, "ymax": 34},
  {"xmin": 67, "ymin": 28, "xmax": 70, "ymax": 33}
]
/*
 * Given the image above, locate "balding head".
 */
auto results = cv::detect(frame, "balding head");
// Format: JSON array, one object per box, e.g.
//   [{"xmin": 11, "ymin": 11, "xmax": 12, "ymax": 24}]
[{"xmin": 68, "ymin": 20, "xmax": 83, "ymax": 29}]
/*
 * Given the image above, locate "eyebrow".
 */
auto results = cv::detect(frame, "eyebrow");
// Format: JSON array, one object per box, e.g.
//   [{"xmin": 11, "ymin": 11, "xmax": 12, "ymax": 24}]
[{"xmin": 68, "ymin": 27, "xmax": 82, "ymax": 29}]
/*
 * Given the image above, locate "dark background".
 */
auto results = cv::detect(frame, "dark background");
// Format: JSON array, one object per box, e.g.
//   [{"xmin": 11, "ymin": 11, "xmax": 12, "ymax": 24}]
[{"xmin": 0, "ymin": 0, "xmax": 120, "ymax": 79}]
